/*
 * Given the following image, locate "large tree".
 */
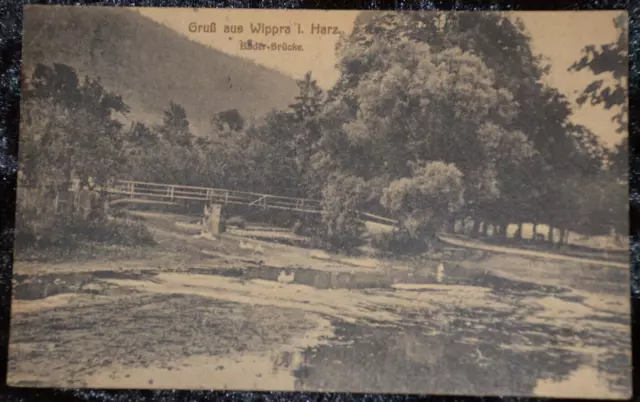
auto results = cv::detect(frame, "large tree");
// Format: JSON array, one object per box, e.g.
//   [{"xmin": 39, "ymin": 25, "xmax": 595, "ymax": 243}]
[
  {"xmin": 311, "ymin": 11, "xmax": 613, "ymax": 244},
  {"xmin": 158, "ymin": 101, "xmax": 193, "ymax": 148},
  {"xmin": 20, "ymin": 63, "xmax": 129, "ymax": 189},
  {"xmin": 290, "ymin": 72, "xmax": 325, "ymax": 181},
  {"xmin": 569, "ymin": 13, "xmax": 629, "ymax": 238},
  {"xmin": 211, "ymin": 109, "xmax": 245, "ymax": 137},
  {"xmin": 569, "ymin": 13, "xmax": 628, "ymax": 135},
  {"xmin": 316, "ymin": 12, "xmax": 550, "ymax": 233},
  {"xmin": 237, "ymin": 72, "xmax": 325, "ymax": 197}
]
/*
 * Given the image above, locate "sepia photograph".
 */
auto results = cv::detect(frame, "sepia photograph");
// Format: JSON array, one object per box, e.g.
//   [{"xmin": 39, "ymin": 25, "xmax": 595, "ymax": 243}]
[{"xmin": 8, "ymin": 5, "xmax": 631, "ymax": 398}]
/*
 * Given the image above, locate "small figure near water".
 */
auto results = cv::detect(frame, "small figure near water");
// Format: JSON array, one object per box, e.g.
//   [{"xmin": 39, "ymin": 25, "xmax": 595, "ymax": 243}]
[
  {"xmin": 277, "ymin": 270, "xmax": 295, "ymax": 284},
  {"xmin": 436, "ymin": 262, "xmax": 445, "ymax": 283},
  {"xmin": 239, "ymin": 241, "xmax": 265, "ymax": 253}
]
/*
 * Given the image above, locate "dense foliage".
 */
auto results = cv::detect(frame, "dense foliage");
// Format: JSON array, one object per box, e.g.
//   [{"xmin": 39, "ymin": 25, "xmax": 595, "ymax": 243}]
[{"xmin": 19, "ymin": 12, "xmax": 628, "ymax": 253}]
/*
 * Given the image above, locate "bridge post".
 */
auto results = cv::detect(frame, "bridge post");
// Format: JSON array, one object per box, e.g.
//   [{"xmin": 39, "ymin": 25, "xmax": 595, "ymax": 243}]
[{"xmin": 203, "ymin": 203, "xmax": 225, "ymax": 235}]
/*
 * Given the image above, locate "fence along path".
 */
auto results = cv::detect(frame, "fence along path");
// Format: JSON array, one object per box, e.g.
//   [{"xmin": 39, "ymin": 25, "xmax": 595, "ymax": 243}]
[{"xmin": 105, "ymin": 180, "xmax": 398, "ymax": 226}]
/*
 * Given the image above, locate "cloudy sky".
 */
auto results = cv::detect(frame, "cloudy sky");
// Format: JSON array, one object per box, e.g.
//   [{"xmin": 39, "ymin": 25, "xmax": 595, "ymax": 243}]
[{"xmin": 139, "ymin": 8, "xmax": 627, "ymax": 147}]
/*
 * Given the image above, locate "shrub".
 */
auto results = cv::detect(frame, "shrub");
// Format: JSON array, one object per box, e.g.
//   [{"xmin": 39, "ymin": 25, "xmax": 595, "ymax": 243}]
[
  {"xmin": 225, "ymin": 215, "xmax": 247, "ymax": 229},
  {"xmin": 318, "ymin": 174, "xmax": 368, "ymax": 253},
  {"xmin": 381, "ymin": 161, "xmax": 464, "ymax": 240},
  {"xmin": 15, "ymin": 209, "xmax": 155, "ymax": 252},
  {"xmin": 291, "ymin": 217, "xmax": 321, "ymax": 236},
  {"xmin": 313, "ymin": 223, "xmax": 366, "ymax": 255},
  {"xmin": 292, "ymin": 220, "xmax": 305, "ymax": 235},
  {"xmin": 371, "ymin": 230, "xmax": 428, "ymax": 255},
  {"xmin": 307, "ymin": 232, "xmax": 330, "ymax": 250},
  {"xmin": 101, "ymin": 218, "xmax": 156, "ymax": 246}
]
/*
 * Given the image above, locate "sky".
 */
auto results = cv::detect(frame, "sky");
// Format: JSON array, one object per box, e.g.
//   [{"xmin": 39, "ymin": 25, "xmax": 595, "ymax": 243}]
[{"xmin": 139, "ymin": 8, "xmax": 627, "ymax": 147}]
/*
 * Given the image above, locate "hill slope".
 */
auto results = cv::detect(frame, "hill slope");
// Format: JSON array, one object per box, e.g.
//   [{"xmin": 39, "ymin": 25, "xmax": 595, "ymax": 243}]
[{"xmin": 22, "ymin": 5, "xmax": 300, "ymax": 134}]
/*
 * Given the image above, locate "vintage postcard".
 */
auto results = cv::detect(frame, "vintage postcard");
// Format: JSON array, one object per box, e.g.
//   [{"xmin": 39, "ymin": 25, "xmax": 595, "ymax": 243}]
[{"xmin": 9, "ymin": 5, "xmax": 630, "ymax": 398}]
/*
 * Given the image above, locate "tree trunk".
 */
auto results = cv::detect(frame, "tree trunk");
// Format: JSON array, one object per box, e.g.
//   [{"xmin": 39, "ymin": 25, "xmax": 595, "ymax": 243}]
[
  {"xmin": 448, "ymin": 217, "xmax": 456, "ymax": 233},
  {"xmin": 515, "ymin": 223, "xmax": 523, "ymax": 240},
  {"xmin": 471, "ymin": 220, "xmax": 480, "ymax": 237},
  {"xmin": 558, "ymin": 228, "xmax": 566, "ymax": 246},
  {"xmin": 465, "ymin": 219, "xmax": 473, "ymax": 235},
  {"xmin": 532, "ymin": 223, "xmax": 538, "ymax": 239},
  {"xmin": 481, "ymin": 222, "xmax": 489, "ymax": 237},
  {"xmin": 548, "ymin": 225, "xmax": 554, "ymax": 245},
  {"xmin": 564, "ymin": 229, "xmax": 570, "ymax": 245}
]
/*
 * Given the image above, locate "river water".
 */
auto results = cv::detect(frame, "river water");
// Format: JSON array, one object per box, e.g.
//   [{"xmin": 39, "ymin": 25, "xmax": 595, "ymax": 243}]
[{"xmin": 10, "ymin": 261, "xmax": 631, "ymax": 398}]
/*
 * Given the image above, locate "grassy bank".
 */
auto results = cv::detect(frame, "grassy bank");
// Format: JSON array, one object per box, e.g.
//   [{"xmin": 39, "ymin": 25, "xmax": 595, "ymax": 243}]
[{"xmin": 14, "ymin": 208, "xmax": 156, "ymax": 262}]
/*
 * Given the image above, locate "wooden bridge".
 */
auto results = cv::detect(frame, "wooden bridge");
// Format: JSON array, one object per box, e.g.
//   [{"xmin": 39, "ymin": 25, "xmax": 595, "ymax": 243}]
[{"xmin": 104, "ymin": 180, "xmax": 398, "ymax": 226}]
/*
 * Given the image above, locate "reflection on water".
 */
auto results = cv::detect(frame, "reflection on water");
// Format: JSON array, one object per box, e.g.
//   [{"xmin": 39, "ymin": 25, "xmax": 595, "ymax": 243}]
[
  {"xmin": 188, "ymin": 266, "xmax": 394, "ymax": 290},
  {"xmin": 12, "ymin": 270, "xmax": 155, "ymax": 300},
  {"xmin": 11, "ymin": 249, "xmax": 630, "ymax": 396},
  {"xmin": 187, "ymin": 263, "xmax": 574, "ymax": 297},
  {"xmin": 534, "ymin": 365, "xmax": 630, "ymax": 399},
  {"xmin": 14, "ymin": 255, "xmax": 580, "ymax": 303},
  {"xmin": 272, "ymin": 323, "xmax": 590, "ymax": 396}
]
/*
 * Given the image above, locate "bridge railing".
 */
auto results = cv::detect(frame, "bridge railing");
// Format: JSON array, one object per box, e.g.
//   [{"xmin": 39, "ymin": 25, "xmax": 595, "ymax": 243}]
[
  {"xmin": 356, "ymin": 211, "xmax": 399, "ymax": 226},
  {"xmin": 107, "ymin": 180, "xmax": 324, "ymax": 214},
  {"xmin": 106, "ymin": 180, "xmax": 399, "ymax": 224}
]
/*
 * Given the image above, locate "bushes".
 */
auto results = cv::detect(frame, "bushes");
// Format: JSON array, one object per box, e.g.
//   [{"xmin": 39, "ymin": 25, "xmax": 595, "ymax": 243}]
[
  {"xmin": 318, "ymin": 174, "xmax": 368, "ymax": 254},
  {"xmin": 292, "ymin": 220, "xmax": 305, "ymax": 235},
  {"xmin": 380, "ymin": 161, "xmax": 464, "ymax": 240},
  {"xmin": 14, "ymin": 208, "xmax": 155, "ymax": 252},
  {"xmin": 309, "ymin": 221, "xmax": 366, "ymax": 255},
  {"xmin": 292, "ymin": 216, "xmax": 323, "ymax": 237},
  {"xmin": 371, "ymin": 230, "xmax": 428, "ymax": 255},
  {"xmin": 225, "ymin": 215, "xmax": 247, "ymax": 229},
  {"xmin": 99, "ymin": 218, "xmax": 156, "ymax": 247}
]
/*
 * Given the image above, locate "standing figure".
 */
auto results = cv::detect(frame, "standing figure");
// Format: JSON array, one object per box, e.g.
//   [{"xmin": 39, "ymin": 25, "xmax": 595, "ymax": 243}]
[{"xmin": 436, "ymin": 262, "xmax": 445, "ymax": 283}]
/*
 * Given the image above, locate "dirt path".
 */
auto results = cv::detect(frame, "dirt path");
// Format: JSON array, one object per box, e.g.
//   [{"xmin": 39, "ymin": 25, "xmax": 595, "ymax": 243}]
[{"xmin": 438, "ymin": 235, "xmax": 628, "ymax": 268}]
